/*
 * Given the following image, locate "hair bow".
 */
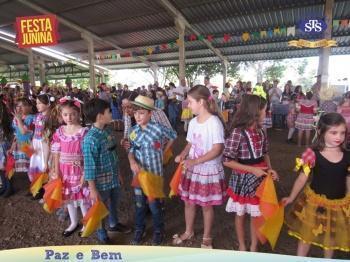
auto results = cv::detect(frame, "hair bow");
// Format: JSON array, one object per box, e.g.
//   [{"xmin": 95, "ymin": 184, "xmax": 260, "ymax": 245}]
[
  {"xmin": 253, "ymin": 85, "xmax": 267, "ymax": 100},
  {"xmin": 59, "ymin": 96, "xmax": 83, "ymax": 108}
]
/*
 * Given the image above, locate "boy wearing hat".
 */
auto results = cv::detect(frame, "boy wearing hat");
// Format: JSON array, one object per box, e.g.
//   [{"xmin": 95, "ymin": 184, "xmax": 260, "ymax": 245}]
[{"xmin": 128, "ymin": 95, "xmax": 177, "ymax": 245}]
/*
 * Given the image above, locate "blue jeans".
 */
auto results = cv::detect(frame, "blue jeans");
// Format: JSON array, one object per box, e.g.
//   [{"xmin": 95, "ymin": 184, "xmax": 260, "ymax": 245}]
[
  {"xmin": 97, "ymin": 187, "xmax": 119, "ymax": 240},
  {"xmin": 134, "ymin": 188, "xmax": 163, "ymax": 233}
]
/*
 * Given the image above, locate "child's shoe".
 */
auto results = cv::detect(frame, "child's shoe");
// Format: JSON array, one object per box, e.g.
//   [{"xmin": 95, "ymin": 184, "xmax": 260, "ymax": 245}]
[
  {"xmin": 152, "ymin": 231, "xmax": 164, "ymax": 246},
  {"xmin": 130, "ymin": 230, "xmax": 145, "ymax": 245}
]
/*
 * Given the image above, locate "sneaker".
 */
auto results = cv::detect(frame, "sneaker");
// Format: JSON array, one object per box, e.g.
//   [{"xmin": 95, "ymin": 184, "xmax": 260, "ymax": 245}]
[
  {"xmin": 109, "ymin": 223, "xmax": 132, "ymax": 234},
  {"xmin": 130, "ymin": 230, "xmax": 145, "ymax": 245},
  {"xmin": 152, "ymin": 231, "xmax": 163, "ymax": 246}
]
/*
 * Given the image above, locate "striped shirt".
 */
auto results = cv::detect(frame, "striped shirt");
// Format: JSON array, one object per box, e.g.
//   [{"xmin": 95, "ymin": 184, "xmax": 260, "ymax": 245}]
[
  {"xmin": 129, "ymin": 121, "xmax": 177, "ymax": 176},
  {"xmin": 82, "ymin": 125, "xmax": 119, "ymax": 191}
]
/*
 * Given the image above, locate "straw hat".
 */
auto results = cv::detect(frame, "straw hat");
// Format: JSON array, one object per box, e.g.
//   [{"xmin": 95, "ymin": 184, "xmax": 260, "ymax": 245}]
[{"xmin": 131, "ymin": 95, "xmax": 155, "ymax": 110}]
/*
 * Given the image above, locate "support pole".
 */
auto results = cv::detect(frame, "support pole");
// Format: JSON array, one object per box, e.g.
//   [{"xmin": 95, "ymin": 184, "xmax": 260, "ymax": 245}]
[
  {"xmin": 175, "ymin": 18, "xmax": 186, "ymax": 83},
  {"xmin": 83, "ymin": 34, "xmax": 96, "ymax": 95},
  {"xmin": 317, "ymin": 0, "xmax": 334, "ymax": 94},
  {"xmin": 222, "ymin": 60, "xmax": 229, "ymax": 89},
  {"xmin": 150, "ymin": 65, "xmax": 159, "ymax": 83},
  {"xmin": 28, "ymin": 49, "xmax": 35, "ymax": 87},
  {"xmin": 38, "ymin": 58, "xmax": 46, "ymax": 86}
]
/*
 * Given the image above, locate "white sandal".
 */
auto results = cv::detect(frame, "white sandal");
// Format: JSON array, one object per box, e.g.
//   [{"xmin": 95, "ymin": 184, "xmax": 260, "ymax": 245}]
[
  {"xmin": 172, "ymin": 232, "xmax": 194, "ymax": 245},
  {"xmin": 201, "ymin": 237, "xmax": 213, "ymax": 249}
]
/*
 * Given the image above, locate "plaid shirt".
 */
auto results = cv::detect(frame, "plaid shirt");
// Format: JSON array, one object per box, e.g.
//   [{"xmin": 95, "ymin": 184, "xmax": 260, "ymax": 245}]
[
  {"xmin": 129, "ymin": 121, "xmax": 177, "ymax": 176},
  {"xmin": 151, "ymin": 109, "xmax": 172, "ymax": 129},
  {"xmin": 82, "ymin": 125, "xmax": 119, "ymax": 191},
  {"xmin": 123, "ymin": 114, "xmax": 132, "ymax": 139},
  {"xmin": 223, "ymin": 128, "xmax": 268, "ymax": 162}
]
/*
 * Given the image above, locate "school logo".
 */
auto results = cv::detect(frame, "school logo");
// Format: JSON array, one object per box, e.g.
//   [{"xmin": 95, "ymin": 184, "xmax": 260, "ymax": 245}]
[{"xmin": 299, "ymin": 19, "xmax": 327, "ymax": 33}]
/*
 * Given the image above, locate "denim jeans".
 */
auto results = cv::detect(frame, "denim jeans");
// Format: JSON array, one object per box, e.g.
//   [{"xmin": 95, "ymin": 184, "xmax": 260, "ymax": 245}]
[
  {"xmin": 96, "ymin": 186, "xmax": 119, "ymax": 240},
  {"xmin": 134, "ymin": 188, "xmax": 163, "ymax": 233}
]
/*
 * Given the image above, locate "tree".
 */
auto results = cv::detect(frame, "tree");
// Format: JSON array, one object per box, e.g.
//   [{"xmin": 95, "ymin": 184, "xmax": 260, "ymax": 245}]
[
  {"xmin": 296, "ymin": 58, "xmax": 308, "ymax": 75},
  {"xmin": 227, "ymin": 62, "xmax": 241, "ymax": 79},
  {"xmin": 263, "ymin": 61, "xmax": 286, "ymax": 81}
]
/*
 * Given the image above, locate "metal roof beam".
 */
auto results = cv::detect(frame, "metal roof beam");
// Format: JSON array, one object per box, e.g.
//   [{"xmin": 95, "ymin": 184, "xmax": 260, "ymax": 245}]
[
  {"xmin": 17, "ymin": 0, "xmax": 158, "ymax": 68},
  {"xmin": 158, "ymin": 0, "xmax": 229, "ymax": 64}
]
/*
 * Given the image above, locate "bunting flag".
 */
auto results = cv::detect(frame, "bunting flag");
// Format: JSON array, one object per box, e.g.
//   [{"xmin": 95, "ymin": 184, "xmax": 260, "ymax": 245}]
[
  {"xmin": 20, "ymin": 143, "xmax": 34, "ymax": 158},
  {"xmin": 223, "ymin": 33, "xmax": 231, "ymax": 42},
  {"xmin": 169, "ymin": 163, "xmax": 184, "ymax": 197},
  {"xmin": 189, "ymin": 34, "xmax": 197, "ymax": 41},
  {"xmin": 30, "ymin": 172, "xmax": 49, "ymax": 196},
  {"xmin": 280, "ymin": 26, "xmax": 287, "ymax": 36},
  {"xmin": 43, "ymin": 178, "xmax": 63, "ymax": 213},
  {"xmin": 273, "ymin": 27, "xmax": 280, "ymax": 35},
  {"xmin": 207, "ymin": 34, "xmax": 214, "ymax": 42},
  {"xmin": 147, "ymin": 47, "xmax": 153, "ymax": 55},
  {"xmin": 81, "ymin": 18, "xmax": 349, "ymax": 61},
  {"xmin": 287, "ymin": 26, "xmax": 296, "ymax": 36},
  {"xmin": 254, "ymin": 175, "xmax": 284, "ymax": 250},
  {"xmin": 252, "ymin": 32, "xmax": 260, "ymax": 39},
  {"xmin": 333, "ymin": 20, "xmax": 340, "ymax": 27},
  {"xmin": 132, "ymin": 170, "xmax": 165, "ymax": 202},
  {"xmin": 5, "ymin": 154, "xmax": 15, "ymax": 180},
  {"xmin": 81, "ymin": 201, "xmax": 109, "ymax": 238},
  {"xmin": 288, "ymin": 39, "xmax": 337, "ymax": 48},
  {"xmin": 340, "ymin": 19, "xmax": 349, "ymax": 27},
  {"xmin": 242, "ymin": 32, "xmax": 250, "ymax": 42},
  {"xmin": 163, "ymin": 147, "xmax": 174, "ymax": 165},
  {"xmin": 267, "ymin": 29, "xmax": 274, "ymax": 37}
]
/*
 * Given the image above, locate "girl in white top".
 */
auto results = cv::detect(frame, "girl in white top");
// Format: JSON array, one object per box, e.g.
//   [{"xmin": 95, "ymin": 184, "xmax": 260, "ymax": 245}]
[{"xmin": 173, "ymin": 85, "xmax": 226, "ymax": 249}]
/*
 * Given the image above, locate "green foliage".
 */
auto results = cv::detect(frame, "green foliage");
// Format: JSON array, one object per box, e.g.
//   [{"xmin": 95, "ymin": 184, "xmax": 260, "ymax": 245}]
[
  {"xmin": 263, "ymin": 62, "xmax": 286, "ymax": 81},
  {"xmin": 21, "ymin": 73, "xmax": 29, "ymax": 82},
  {"xmin": 65, "ymin": 76, "xmax": 72, "ymax": 85},
  {"xmin": 227, "ymin": 62, "xmax": 241, "ymax": 79},
  {"xmin": 0, "ymin": 77, "xmax": 7, "ymax": 85},
  {"xmin": 296, "ymin": 58, "xmax": 308, "ymax": 75}
]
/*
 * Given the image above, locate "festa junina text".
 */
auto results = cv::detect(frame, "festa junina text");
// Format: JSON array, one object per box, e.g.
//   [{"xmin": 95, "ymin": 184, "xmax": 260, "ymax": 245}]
[{"xmin": 16, "ymin": 15, "xmax": 58, "ymax": 48}]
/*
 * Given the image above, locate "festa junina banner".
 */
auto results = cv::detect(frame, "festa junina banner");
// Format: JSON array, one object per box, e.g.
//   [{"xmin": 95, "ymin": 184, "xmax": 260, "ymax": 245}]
[
  {"xmin": 15, "ymin": 14, "xmax": 59, "ymax": 48},
  {"xmin": 0, "ymin": 246, "xmax": 346, "ymax": 262},
  {"xmin": 288, "ymin": 39, "xmax": 337, "ymax": 48}
]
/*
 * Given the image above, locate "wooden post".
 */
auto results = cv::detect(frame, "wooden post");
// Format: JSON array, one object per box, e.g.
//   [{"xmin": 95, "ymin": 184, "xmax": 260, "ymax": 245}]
[
  {"xmin": 82, "ymin": 33, "xmax": 96, "ymax": 95},
  {"xmin": 28, "ymin": 49, "xmax": 35, "ymax": 87},
  {"xmin": 317, "ymin": 0, "xmax": 334, "ymax": 93},
  {"xmin": 175, "ymin": 18, "xmax": 186, "ymax": 83}
]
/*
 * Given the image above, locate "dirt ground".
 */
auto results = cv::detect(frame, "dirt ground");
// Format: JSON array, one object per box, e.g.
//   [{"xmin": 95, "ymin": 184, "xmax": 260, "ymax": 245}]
[{"xmin": 0, "ymin": 127, "xmax": 349, "ymax": 260}]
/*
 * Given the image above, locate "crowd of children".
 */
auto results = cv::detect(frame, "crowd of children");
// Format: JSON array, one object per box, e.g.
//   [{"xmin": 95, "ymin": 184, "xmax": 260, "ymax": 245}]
[{"xmin": 0, "ymin": 79, "xmax": 349, "ymax": 259}]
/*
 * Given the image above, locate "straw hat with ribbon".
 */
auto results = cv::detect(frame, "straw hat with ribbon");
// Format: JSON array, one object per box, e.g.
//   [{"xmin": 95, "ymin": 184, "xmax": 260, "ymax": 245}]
[{"xmin": 131, "ymin": 95, "xmax": 155, "ymax": 110}]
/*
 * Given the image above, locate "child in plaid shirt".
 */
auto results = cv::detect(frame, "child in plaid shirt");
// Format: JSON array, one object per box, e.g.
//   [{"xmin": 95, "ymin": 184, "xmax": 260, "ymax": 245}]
[
  {"xmin": 82, "ymin": 98, "xmax": 130, "ymax": 244},
  {"xmin": 128, "ymin": 95, "xmax": 177, "ymax": 246},
  {"xmin": 223, "ymin": 94, "xmax": 279, "ymax": 251}
]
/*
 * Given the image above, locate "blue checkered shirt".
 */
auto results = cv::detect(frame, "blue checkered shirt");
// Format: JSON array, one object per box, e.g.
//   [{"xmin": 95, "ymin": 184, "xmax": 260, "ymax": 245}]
[
  {"xmin": 82, "ymin": 125, "xmax": 119, "ymax": 191},
  {"xmin": 129, "ymin": 121, "xmax": 177, "ymax": 176}
]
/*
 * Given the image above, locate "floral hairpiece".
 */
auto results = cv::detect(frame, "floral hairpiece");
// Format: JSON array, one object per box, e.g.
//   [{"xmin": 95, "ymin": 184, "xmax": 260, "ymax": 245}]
[{"xmin": 59, "ymin": 96, "xmax": 83, "ymax": 108}]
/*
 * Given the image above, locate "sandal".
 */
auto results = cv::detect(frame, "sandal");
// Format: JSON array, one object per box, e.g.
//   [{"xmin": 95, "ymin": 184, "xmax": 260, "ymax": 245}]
[
  {"xmin": 201, "ymin": 237, "xmax": 213, "ymax": 249},
  {"xmin": 172, "ymin": 231, "xmax": 194, "ymax": 245}
]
